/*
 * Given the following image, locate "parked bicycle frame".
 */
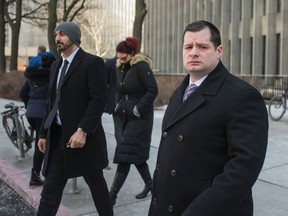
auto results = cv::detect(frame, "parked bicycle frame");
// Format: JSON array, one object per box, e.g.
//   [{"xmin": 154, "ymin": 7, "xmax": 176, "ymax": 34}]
[
  {"xmin": 1, "ymin": 102, "xmax": 34, "ymax": 159},
  {"xmin": 268, "ymin": 86, "xmax": 288, "ymax": 121}
]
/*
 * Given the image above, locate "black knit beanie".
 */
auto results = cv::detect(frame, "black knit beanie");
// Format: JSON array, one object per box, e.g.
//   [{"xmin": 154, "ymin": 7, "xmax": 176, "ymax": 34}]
[{"xmin": 54, "ymin": 22, "xmax": 81, "ymax": 46}]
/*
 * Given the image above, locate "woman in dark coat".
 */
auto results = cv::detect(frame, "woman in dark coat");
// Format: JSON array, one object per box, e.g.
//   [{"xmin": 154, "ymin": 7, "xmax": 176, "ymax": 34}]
[
  {"xmin": 19, "ymin": 52, "xmax": 56, "ymax": 188},
  {"xmin": 110, "ymin": 37, "xmax": 158, "ymax": 206}
]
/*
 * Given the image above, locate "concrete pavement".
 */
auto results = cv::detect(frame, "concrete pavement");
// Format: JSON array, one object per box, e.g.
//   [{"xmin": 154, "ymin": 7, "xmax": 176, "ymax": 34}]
[{"xmin": 0, "ymin": 97, "xmax": 288, "ymax": 216}]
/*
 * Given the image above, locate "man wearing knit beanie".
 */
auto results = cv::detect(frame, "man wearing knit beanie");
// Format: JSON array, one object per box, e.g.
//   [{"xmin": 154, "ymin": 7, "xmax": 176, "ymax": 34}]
[
  {"xmin": 36, "ymin": 21, "xmax": 113, "ymax": 216},
  {"xmin": 54, "ymin": 21, "xmax": 81, "ymax": 47}
]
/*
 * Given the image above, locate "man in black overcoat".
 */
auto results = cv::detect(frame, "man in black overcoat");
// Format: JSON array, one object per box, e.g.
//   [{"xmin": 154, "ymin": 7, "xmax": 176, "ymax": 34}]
[
  {"xmin": 37, "ymin": 22, "xmax": 113, "ymax": 216},
  {"xmin": 148, "ymin": 21, "xmax": 268, "ymax": 216}
]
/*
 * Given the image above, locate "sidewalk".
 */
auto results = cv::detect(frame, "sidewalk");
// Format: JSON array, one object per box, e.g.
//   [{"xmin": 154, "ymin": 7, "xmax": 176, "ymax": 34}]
[{"xmin": 0, "ymin": 97, "xmax": 288, "ymax": 216}]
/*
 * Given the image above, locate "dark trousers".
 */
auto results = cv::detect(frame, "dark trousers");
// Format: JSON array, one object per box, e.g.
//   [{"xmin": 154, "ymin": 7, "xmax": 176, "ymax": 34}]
[
  {"xmin": 37, "ymin": 126, "xmax": 113, "ymax": 216},
  {"xmin": 117, "ymin": 162, "xmax": 149, "ymax": 176},
  {"xmin": 27, "ymin": 117, "xmax": 44, "ymax": 171}
]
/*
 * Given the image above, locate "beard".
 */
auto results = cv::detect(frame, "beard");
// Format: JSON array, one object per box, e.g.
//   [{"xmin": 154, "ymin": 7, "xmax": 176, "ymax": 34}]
[{"xmin": 56, "ymin": 40, "xmax": 74, "ymax": 52}]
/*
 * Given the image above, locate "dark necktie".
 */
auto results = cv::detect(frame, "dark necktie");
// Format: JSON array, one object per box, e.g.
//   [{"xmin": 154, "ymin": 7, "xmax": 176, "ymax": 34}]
[
  {"xmin": 183, "ymin": 83, "xmax": 198, "ymax": 102},
  {"xmin": 44, "ymin": 60, "xmax": 69, "ymax": 129}
]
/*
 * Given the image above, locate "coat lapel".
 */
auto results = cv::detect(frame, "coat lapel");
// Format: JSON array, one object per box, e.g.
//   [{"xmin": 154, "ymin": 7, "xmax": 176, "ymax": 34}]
[
  {"xmin": 62, "ymin": 48, "xmax": 85, "ymax": 86},
  {"xmin": 164, "ymin": 83, "xmax": 205, "ymax": 130},
  {"xmin": 163, "ymin": 61, "xmax": 228, "ymax": 130},
  {"xmin": 49, "ymin": 60, "xmax": 62, "ymax": 101}
]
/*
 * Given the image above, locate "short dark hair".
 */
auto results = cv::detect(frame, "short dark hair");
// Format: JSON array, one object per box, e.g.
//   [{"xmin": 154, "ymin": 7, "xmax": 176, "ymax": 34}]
[
  {"xmin": 38, "ymin": 45, "xmax": 46, "ymax": 52},
  {"xmin": 182, "ymin": 21, "xmax": 221, "ymax": 48}
]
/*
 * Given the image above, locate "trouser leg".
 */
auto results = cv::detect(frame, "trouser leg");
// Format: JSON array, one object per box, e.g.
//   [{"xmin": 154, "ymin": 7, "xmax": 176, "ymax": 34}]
[
  {"xmin": 84, "ymin": 170, "xmax": 113, "ymax": 216},
  {"xmin": 31, "ymin": 118, "xmax": 44, "ymax": 171},
  {"xmin": 36, "ymin": 128, "xmax": 67, "ymax": 216},
  {"xmin": 27, "ymin": 118, "xmax": 45, "ymax": 188}
]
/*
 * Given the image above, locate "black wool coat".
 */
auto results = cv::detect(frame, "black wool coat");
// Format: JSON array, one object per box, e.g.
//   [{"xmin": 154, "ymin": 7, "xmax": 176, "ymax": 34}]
[
  {"xmin": 105, "ymin": 56, "xmax": 117, "ymax": 114},
  {"xmin": 113, "ymin": 53, "xmax": 158, "ymax": 165},
  {"xmin": 40, "ymin": 48, "xmax": 109, "ymax": 178},
  {"xmin": 148, "ymin": 61, "xmax": 268, "ymax": 216}
]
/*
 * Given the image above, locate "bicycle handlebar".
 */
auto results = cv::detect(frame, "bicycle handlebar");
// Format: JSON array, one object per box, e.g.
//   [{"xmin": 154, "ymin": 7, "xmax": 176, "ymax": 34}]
[
  {"xmin": 1, "ymin": 102, "xmax": 24, "ymax": 116},
  {"xmin": 4, "ymin": 102, "xmax": 19, "ymax": 109}
]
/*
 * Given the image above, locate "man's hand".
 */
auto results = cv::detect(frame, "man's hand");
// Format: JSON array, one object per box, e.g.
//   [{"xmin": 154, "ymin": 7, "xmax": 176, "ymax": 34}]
[
  {"xmin": 38, "ymin": 138, "xmax": 47, "ymax": 153},
  {"xmin": 67, "ymin": 130, "xmax": 87, "ymax": 148}
]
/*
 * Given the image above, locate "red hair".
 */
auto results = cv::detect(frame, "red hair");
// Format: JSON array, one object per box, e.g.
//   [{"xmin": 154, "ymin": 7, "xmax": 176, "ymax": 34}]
[{"xmin": 116, "ymin": 37, "xmax": 139, "ymax": 55}]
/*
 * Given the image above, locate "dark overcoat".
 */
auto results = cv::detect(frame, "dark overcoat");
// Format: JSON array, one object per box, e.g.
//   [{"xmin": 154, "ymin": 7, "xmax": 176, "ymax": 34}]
[
  {"xmin": 105, "ymin": 56, "xmax": 117, "ymax": 114},
  {"xmin": 113, "ymin": 53, "xmax": 158, "ymax": 165},
  {"xmin": 148, "ymin": 61, "xmax": 268, "ymax": 216},
  {"xmin": 40, "ymin": 48, "xmax": 109, "ymax": 178}
]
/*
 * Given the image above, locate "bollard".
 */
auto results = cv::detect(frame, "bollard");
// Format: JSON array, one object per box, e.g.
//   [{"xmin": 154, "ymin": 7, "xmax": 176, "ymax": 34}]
[{"xmin": 71, "ymin": 177, "xmax": 79, "ymax": 194}]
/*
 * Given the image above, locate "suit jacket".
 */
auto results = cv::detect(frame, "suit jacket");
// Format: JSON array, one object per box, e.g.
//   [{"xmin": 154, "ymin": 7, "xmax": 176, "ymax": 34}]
[
  {"xmin": 148, "ymin": 61, "xmax": 268, "ymax": 216},
  {"xmin": 40, "ymin": 48, "xmax": 108, "ymax": 178}
]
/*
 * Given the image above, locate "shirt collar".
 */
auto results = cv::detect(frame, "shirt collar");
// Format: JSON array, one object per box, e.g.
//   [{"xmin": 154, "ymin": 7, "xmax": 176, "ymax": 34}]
[
  {"xmin": 62, "ymin": 47, "xmax": 79, "ymax": 64},
  {"xmin": 189, "ymin": 75, "xmax": 207, "ymax": 87}
]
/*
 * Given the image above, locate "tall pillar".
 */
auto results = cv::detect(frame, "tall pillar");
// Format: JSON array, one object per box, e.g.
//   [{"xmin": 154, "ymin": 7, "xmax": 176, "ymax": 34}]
[
  {"xmin": 204, "ymin": 0, "xmax": 212, "ymax": 22},
  {"xmin": 280, "ymin": 0, "xmax": 288, "ymax": 75},
  {"xmin": 153, "ymin": 0, "xmax": 159, "ymax": 71},
  {"xmin": 241, "ymin": 0, "xmax": 252, "ymax": 74},
  {"xmin": 184, "ymin": 0, "xmax": 192, "ymax": 24},
  {"xmin": 230, "ymin": 0, "xmax": 241, "ymax": 74},
  {"xmin": 177, "ymin": 1, "xmax": 185, "ymax": 74},
  {"xmin": 266, "ymin": 0, "xmax": 277, "ymax": 75},
  {"xmin": 221, "ymin": 0, "xmax": 231, "ymax": 69},
  {"xmin": 170, "ymin": 0, "xmax": 178, "ymax": 74},
  {"xmin": 144, "ymin": 0, "xmax": 152, "ymax": 65},
  {"xmin": 197, "ymin": 0, "xmax": 205, "ymax": 20},
  {"xmin": 191, "ymin": 0, "xmax": 198, "ymax": 22},
  {"xmin": 212, "ymin": 0, "xmax": 221, "ymax": 28},
  {"xmin": 252, "ymin": 0, "xmax": 264, "ymax": 75}
]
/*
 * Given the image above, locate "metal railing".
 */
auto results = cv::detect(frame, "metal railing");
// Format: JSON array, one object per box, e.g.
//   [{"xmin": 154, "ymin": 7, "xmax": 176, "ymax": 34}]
[{"xmin": 236, "ymin": 75, "xmax": 288, "ymax": 100}]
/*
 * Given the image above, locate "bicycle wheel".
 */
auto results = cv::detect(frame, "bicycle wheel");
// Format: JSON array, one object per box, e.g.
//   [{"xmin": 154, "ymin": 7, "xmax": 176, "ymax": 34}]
[
  {"xmin": 2, "ymin": 115, "xmax": 19, "ymax": 149},
  {"xmin": 268, "ymin": 94, "xmax": 286, "ymax": 121},
  {"xmin": 2, "ymin": 115, "xmax": 30, "ymax": 153}
]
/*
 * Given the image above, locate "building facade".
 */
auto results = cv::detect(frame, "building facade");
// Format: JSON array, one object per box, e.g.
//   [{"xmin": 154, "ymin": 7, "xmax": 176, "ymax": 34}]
[
  {"xmin": 143, "ymin": 0, "xmax": 288, "ymax": 77},
  {"xmin": 4, "ymin": 0, "xmax": 135, "ymax": 68}
]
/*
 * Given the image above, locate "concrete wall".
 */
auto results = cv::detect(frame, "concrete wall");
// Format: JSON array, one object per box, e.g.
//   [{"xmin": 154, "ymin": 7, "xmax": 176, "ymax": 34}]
[{"xmin": 144, "ymin": 0, "xmax": 288, "ymax": 76}]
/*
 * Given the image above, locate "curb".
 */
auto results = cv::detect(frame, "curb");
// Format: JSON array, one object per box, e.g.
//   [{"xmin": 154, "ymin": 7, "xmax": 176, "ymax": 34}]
[{"xmin": 0, "ymin": 157, "xmax": 75, "ymax": 216}]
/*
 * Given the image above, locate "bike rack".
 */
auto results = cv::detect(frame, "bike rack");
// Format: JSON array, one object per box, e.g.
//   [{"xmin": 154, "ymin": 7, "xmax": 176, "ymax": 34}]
[{"xmin": 71, "ymin": 178, "xmax": 79, "ymax": 194}]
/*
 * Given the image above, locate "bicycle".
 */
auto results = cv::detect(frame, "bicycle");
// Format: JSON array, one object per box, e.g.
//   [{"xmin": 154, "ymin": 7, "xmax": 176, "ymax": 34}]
[
  {"xmin": 268, "ymin": 86, "xmax": 288, "ymax": 121},
  {"xmin": 1, "ymin": 102, "xmax": 34, "ymax": 159}
]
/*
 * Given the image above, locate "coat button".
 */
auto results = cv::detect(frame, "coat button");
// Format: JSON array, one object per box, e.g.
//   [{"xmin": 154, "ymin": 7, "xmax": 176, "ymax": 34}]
[
  {"xmin": 152, "ymin": 197, "xmax": 157, "ymax": 204},
  {"xmin": 171, "ymin": 169, "xmax": 176, "ymax": 176},
  {"xmin": 156, "ymin": 163, "xmax": 160, "ymax": 170},
  {"xmin": 178, "ymin": 135, "xmax": 183, "ymax": 141},
  {"xmin": 162, "ymin": 131, "xmax": 168, "ymax": 137},
  {"xmin": 168, "ymin": 205, "xmax": 174, "ymax": 212}
]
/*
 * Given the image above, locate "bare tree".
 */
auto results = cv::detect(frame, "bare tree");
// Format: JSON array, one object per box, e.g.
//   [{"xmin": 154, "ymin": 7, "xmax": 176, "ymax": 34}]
[
  {"xmin": 76, "ymin": 1, "xmax": 110, "ymax": 57},
  {"xmin": 5, "ymin": 0, "xmax": 22, "ymax": 71},
  {"xmin": 133, "ymin": 0, "xmax": 147, "ymax": 50},
  {"xmin": 0, "ymin": 0, "xmax": 6, "ymax": 74},
  {"xmin": 4, "ymin": 0, "xmax": 48, "ymax": 72},
  {"xmin": 47, "ymin": 0, "xmax": 87, "ymax": 55},
  {"xmin": 47, "ymin": 0, "xmax": 57, "ymax": 55}
]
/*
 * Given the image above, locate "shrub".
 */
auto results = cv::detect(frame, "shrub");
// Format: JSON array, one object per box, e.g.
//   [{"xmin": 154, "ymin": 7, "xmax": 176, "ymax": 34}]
[
  {"xmin": 0, "ymin": 71, "xmax": 26, "ymax": 100},
  {"xmin": 154, "ymin": 74, "xmax": 184, "ymax": 107}
]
